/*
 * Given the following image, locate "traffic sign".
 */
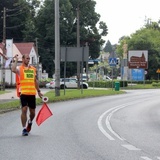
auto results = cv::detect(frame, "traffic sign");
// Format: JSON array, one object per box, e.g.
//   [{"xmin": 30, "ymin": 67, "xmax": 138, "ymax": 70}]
[
  {"xmin": 156, "ymin": 69, "xmax": 160, "ymax": 73},
  {"xmin": 109, "ymin": 58, "xmax": 117, "ymax": 66}
]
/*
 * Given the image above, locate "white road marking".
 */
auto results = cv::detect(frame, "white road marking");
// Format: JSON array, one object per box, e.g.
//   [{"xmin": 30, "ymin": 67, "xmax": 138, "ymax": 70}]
[
  {"xmin": 122, "ymin": 144, "xmax": 141, "ymax": 150},
  {"xmin": 98, "ymin": 108, "xmax": 115, "ymax": 140},
  {"xmin": 97, "ymin": 100, "xmax": 159, "ymax": 159},
  {"xmin": 97, "ymin": 103, "xmax": 132, "ymax": 141},
  {"xmin": 106, "ymin": 106, "xmax": 126, "ymax": 141},
  {"xmin": 141, "ymin": 157, "xmax": 152, "ymax": 160}
]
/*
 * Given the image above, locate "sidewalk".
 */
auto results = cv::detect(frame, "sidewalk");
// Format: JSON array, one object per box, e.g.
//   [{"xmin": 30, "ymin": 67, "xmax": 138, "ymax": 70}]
[{"xmin": 0, "ymin": 88, "xmax": 50, "ymax": 102}]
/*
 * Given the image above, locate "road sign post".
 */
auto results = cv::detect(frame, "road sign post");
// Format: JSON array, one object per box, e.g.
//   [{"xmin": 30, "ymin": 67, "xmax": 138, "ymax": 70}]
[{"xmin": 156, "ymin": 69, "xmax": 160, "ymax": 80}]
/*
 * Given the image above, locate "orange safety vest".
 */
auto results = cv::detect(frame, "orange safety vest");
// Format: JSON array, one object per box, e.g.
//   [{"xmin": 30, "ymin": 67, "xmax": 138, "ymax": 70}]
[{"xmin": 18, "ymin": 65, "xmax": 37, "ymax": 95}]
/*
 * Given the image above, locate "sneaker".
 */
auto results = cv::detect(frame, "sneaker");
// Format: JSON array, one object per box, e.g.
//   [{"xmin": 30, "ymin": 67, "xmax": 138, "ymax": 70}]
[
  {"xmin": 26, "ymin": 121, "xmax": 32, "ymax": 132},
  {"xmin": 22, "ymin": 129, "xmax": 28, "ymax": 136}
]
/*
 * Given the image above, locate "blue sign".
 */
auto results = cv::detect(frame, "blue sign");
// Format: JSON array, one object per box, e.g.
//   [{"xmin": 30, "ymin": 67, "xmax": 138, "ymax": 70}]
[
  {"xmin": 131, "ymin": 69, "xmax": 144, "ymax": 81},
  {"xmin": 109, "ymin": 58, "xmax": 117, "ymax": 66}
]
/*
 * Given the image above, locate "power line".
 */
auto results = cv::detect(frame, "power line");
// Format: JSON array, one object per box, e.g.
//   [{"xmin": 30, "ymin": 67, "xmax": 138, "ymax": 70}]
[
  {"xmin": 6, "ymin": 10, "xmax": 27, "ymax": 17},
  {"xmin": 6, "ymin": 23, "xmax": 24, "ymax": 29}
]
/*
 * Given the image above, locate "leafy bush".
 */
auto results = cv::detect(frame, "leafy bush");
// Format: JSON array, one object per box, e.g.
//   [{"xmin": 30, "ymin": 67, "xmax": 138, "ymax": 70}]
[
  {"xmin": 87, "ymin": 80, "xmax": 128, "ymax": 88},
  {"xmin": 152, "ymin": 82, "xmax": 160, "ymax": 87},
  {"xmin": 127, "ymin": 80, "xmax": 154, "ymax": 84}
]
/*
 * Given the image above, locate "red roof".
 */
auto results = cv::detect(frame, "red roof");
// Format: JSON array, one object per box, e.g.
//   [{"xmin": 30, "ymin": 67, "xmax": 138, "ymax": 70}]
[{"xmin": 14, "ymin": 42, "xmax": 36, "ymax": 55}]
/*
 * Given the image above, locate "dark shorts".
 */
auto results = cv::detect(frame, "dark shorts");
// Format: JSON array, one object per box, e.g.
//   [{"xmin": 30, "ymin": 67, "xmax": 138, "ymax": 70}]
[{"xmin": 20, "ymin": 95, "xmax": 36, "ymax": 109}]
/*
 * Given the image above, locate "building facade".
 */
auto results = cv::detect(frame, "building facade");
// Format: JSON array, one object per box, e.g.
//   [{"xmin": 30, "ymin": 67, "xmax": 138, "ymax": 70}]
[{"xmin": 0, "ymin": 39, "xmax": 42, "ymax": 85}]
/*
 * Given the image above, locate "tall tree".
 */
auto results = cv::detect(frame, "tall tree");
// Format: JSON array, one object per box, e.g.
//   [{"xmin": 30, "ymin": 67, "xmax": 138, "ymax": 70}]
[
  {"xmin": 103, "ymin": 40, "xmax": 112, "ymax": 53},
  {"xmin": 117, "ymin": 23, "xmax": 160, "ymax": 79},
  {"xmin": 0, "ymin": 0, "xmax": 40, "ymax": 42},
  {"xmin": 22, "ymin": 0, "xmax": 41, "ymax": 41},
  {"xmin": 35, "ymin": 0, "xmax": 108, "ymax": 77}
]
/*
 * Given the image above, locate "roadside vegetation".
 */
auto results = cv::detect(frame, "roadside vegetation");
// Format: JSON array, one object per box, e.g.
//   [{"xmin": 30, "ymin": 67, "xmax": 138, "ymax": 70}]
[
  {"xmin": 0, "ymin": 91, "xmax": 9, "ymax": 94},
  {"xmin": 0, "ymin": 89, "xmax": 125, "ymax": 113},
  {"xmin": 1, "ymin": 82, "xmax": 160, "ymax": 113}
]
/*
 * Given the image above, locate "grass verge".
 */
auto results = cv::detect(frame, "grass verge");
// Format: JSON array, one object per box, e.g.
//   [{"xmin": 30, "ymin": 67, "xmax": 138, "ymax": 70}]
[
  {"xmin": 0, "ymin": 91, "xmax": 10, "ymax": 94},
  {"xmin": 0, "ymin": 89, "xmax": 125, "ymax": 113}
]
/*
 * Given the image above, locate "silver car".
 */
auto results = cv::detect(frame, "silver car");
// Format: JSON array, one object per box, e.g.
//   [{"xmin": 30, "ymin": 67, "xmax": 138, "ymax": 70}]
[{"xmin": 49, "ymin": 78, "xmax": 88, "ymax": 89}]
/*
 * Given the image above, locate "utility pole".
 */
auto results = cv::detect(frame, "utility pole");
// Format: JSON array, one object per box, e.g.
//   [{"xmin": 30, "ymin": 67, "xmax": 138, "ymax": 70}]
[
  {"xmin": 55, "ymin": 0, "xmax": 60, "ymax": 96},
  {"xmin": 76, "ymin": 5, "xmax": 80, "ymax": 89},
  {"xmin": 1, "ymin": 7, "xmax": 6, "ymax": 91}
]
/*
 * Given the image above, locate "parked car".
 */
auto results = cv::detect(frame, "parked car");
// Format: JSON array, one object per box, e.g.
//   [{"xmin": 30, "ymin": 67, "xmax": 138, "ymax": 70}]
[
  {"xmin": 80, "ymin": 73, "xmax": 88, "ymax": 82},
  {"xmin": 45, "ymin": 79, "xmax": 55, "ymax": 89},
  {"xmin": 49, "ymin": 78, "xmax": 88, "ymax": 89}
]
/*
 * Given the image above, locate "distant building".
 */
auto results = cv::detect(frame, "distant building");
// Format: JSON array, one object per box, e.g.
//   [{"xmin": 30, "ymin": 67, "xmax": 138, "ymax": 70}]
[{"xmin": 0, "ymin": 39, "xmax": 43, "ymax": 85}]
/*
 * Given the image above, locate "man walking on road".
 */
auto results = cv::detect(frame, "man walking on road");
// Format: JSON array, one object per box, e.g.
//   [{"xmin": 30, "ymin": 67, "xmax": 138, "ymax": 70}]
[{"xmin": 11, "ymin": 54, "xmax": 43, "ymax": 136}]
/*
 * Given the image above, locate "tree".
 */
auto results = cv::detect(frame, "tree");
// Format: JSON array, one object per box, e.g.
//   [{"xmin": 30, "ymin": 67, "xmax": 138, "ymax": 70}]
[
  {"xmin": 35, "ymin": 0, "xmax": 108, "ymax": 77},
  {"xmin": 22, "ymin": 0, "xmax": 42, "ymax": 41},
  {"xmin": 130, "ymin": 27, "xmax": 160, "ymax": 79},
  {"xmin": 117, "ymin": 23, "xmax": 160, "ymax": 79},
  {"xmin": 116, "ymin": 37, "xmax": 130, "ymax": 60},
  {"xmin": 0, "ymin": 0, "xmax": 108, "ymax": 78},
  {"xmin": 103, "ymin": 40, "xmax": 112, "ymax": 53},
  {"xmin": 0, "ymin": 0, "xmax": 40, "ymax": 42},
  {"xmin": 35, "ymin": 0, "xmax": 56, "ymax": 77}
]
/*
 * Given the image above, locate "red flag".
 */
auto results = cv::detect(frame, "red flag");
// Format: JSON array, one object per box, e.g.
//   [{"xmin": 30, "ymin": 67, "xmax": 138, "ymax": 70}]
[{"xmin": 36, "ymin": 103, "xmax": 53, "ymax": 126}]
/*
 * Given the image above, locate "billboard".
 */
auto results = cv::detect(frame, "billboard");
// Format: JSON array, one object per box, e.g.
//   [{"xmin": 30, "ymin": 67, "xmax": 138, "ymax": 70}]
[
  {"xmin": 128, "ymin": 50, "xmax": 148, "ymax": 69},
  {"xmin": 60, "ymin": 47, "xmax": 89, "ymax": 62}
]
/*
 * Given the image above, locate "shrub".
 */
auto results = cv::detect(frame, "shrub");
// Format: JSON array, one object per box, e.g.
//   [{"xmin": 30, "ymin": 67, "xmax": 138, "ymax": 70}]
[
  {"xmin": 152, "ymin": 82, "xmax": 160, "ymax": 87},
  {"xmin": 87, "ymin": 80, "xmax": 128, "ymax": 88}
]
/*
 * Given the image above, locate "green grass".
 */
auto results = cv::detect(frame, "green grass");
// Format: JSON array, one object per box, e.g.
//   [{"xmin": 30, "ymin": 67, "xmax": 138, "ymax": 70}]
[
  {"xmin": 0, "ymin": 89, "xmax": 125, "ymax": 112},
  {"xmin": 0, "ymin": 91, "xmax": 10, "ymax": 94},
  {"xmin": 1, "ymin": 83, "xmax": 158, "ymax": 113}
]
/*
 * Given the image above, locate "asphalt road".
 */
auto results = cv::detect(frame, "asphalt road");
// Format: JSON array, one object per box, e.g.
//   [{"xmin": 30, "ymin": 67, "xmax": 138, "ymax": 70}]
[{"xmin": 0, "ymin": 89, "xmax": 160, "ymax": 160}]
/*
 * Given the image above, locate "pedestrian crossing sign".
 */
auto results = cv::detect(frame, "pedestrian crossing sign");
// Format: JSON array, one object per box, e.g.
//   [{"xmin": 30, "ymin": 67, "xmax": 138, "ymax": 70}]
[{"xmin": 109, "ymin": 58, "xmax": 117, "ymax": 66}]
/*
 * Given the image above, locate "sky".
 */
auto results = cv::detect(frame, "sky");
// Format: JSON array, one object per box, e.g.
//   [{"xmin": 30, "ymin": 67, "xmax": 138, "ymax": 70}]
[{"xmin": 95, "ymin": 0, "xmax": 160, "ymax": 44}]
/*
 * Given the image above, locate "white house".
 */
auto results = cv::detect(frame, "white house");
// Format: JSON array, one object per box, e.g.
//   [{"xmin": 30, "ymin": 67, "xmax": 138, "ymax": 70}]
[{"xmin": 0, "ymin": 39, "xmax": 42, "ymax": 85}]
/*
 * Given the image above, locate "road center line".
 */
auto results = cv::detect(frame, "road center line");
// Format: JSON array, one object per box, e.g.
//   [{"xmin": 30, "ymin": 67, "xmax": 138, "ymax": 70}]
[
  {"xmin": 97, "ymin": 108, "xmax": 116, "ymax": 140},
  {"xmin": 97, "ymin": 103, "xmax": 132, "ymax": 141},
  {"xmin": 122, "ymin": 144, "xmax": 141, "ymax": 150},
  {"xmin": 106, "ymin": 105, "xmax": 127, "ymax": 141},
  {"xmin": 141, "ymin": 157, "xmax": 152, "ymax": 160}
]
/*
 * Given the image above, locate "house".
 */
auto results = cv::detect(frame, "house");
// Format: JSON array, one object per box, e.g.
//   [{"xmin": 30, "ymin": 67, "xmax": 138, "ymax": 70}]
[{"xmin": 0, "ymin": 39, "xmax": 42, "ymax": 85}]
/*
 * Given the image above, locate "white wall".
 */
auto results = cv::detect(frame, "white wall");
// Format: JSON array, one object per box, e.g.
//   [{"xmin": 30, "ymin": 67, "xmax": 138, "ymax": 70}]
[
  {"xmin": 0, "ymin": 40, "xmax": 43, "ymax": 85},
  {"xmin": 6, "ymin": 39, "xmax": 13, "ymax": 58},
  {"xmin": 0, "ymin": 69, "xmax": 16, "ymax": 85}
]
